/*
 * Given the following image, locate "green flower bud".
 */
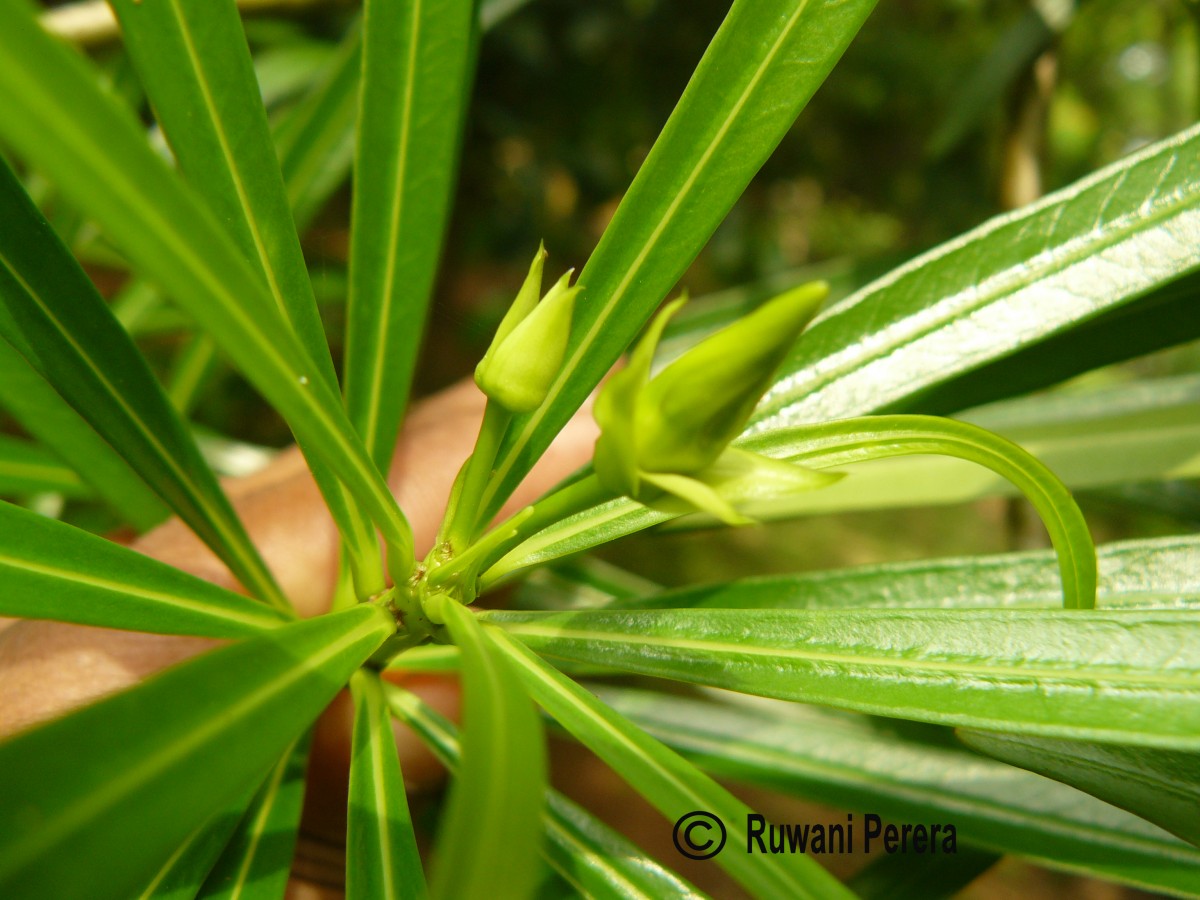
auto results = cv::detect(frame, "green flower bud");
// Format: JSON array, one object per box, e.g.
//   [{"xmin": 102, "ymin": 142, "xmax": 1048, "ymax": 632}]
[
  {"xmin": 594, "ymin": 281, "xmax": 827, "ymax": 498},
  {"xmin": 638, "ymin": 280, "xmax": 827, "ymax": 472},
  {"xmin": 475, "ymin": 247, "xmax": 579, "ymax": 413}
]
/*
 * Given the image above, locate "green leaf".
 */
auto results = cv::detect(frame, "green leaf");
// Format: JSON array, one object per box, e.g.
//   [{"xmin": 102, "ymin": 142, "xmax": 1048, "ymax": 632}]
[
  {"xmin": 137, "ymin": 805, "xmax": 250, "ymax": 900},
  {"xmin": 897, "ymin": 270, "xmax": 1200, "ymax": 416},
  {"xmin": 347, "ymin": 671, "xmax": 427, "ymax": 900},
  {"xmin": 109, "ymin": 0, "xmax": 386, "ymax": 595},
  {"xmin": 0, "ymin": 603, "xmax": 393, "ymax": 900},
  {"xmin": 0, "ymin": 336, "xmax": 166, "ymax": 528},
  {"xmin": 597, "ymin": 687, "xmax": 1200, "ymax": 898},
  {"xmin": 108, "ymin": 0, "xmax": 332, "ymax": 388},
  {"xmin": 614, "ymin": 535, "xmax": 1200, "ymax": 613},
  {"xmin": 383, "ymin": 683, "xmax": 710, "ymax": 900},
  {"xmin": 484, "ymin": 608, "xmax": 1200, "ymax": 749},
  {"xmin": 960, "ymin": 731, "xmax": 1200, "ymax": 848},
  {"xmin": 166, "ymin": 334, "xmax": 220, "ymax": 416},
  {"xmin": 345, "ymin": 0, "xmax": 480, "ymax": 470},
  {"xmin": 0, "ymin": 434, "xmax": 88, "ymax": 498},
  {"xmin": 0, "ymin": 500, "xmax": 290, "ymax": 636},
  {"xmin": 273, "ymin": 17, "xmax": 362, "ymax": 231},
  {"xmin": 849, "ymin": 848, "xmax": 999, "ymax": 900},
  {"xmin": 0, "ymin": 0, "xmax": 415, "ymax": 578},
  {"xmin": 430, "ymin": 598, "xmax": 546, "ymax": 900},
  {"xmin": 485, "ymin": 629, "xmax": 854, "ymax": 900},
  {"xmin": 481, "ymin": 0, "xmax": 879, "ymax": 524},
  {"xmin": 749, "ymin": 123, "xmax": 1200, "ymax": 432},
  {"xmin": 198, "ymin": 734, "xmax": 311, "ymax": 900},
  {"xmin": 0, "ymin": 157, "xmax": 287, "ymax": 609}
]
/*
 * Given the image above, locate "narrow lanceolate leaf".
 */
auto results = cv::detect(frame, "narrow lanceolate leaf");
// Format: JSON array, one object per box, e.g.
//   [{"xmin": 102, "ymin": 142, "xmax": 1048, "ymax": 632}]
[
  {"xmin": 961, "ymin": 731, "xmax": 1200, "ymax": 848},
  {"xmin": 0, "ymin": 336, "xmax": 165, "ymax": 527},
  {"xmin": 481, "ymin": 0, "xmax": 879, "ymax": 524},
  {"xmin": 108, "ymin": 0, "xmax": 332, "ymax": 386},
  {"xmin": 384, "ymin": 683, "xmax": 710, "ymax": 900},
  {"xmin": 0, "ymin": 1, "xmax": 414, "ymax": 576},
  {"xmin": 0, "ymin": 500, "xmax": 289, "ymax": 636},
  {"xmin": 345, "ymin": 0, "xmax": 480, "ymax": 470},
  {"xmin": 136, "ymin": 799, "xmax": 255, "ymax": 900},
  {"xmin": 0, "ymin": 434, "xmax": 88, "ymax": 498},
  {"xmin": 430, "ymin": 599, "xmax": 545, "ymax": 900},
  {"xmin": 0, "ymin": 604, "xmax": 393, "ymax": 900},
  {"xmin": 109, "ymin": 0, "xmax": 384, "ymax": 595},
  {"xmin": 0, "ymin": 158, "xmax": 286, "ymax": 609},
  {"xmin": 597, "ymin": 687, "xmax": 1200, "ymax": 898},
  {"xmin": 198, "ymin": 734, "xmax": 312, "ymax": 900},
  {"xmin": 484, "ymin": 608, "xmax": 1200, "ymax": 749},
  {"xmin": 347, "ymin": 671, "xmax": 426, "ymax": 900},
  {"xmin": 613, "ymin": 535, "xmax": 1200, "ymax": 613},
  {"xmin": 486, "ymin": 630, "xmax": 854, "ymax": 900},
  {"xmin": 274, "ymin": 17, "xmax": 363, "ymax": 232},
  {"xmin": 749, "ymin": 123, "xmax": 1200, "ymax": 433}
]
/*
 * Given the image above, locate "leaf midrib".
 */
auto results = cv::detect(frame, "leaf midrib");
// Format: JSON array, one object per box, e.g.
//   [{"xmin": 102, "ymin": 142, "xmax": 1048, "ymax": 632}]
[{"xmin": 497, "ymin": 621, "xmax": 1200, "ymax": 687}]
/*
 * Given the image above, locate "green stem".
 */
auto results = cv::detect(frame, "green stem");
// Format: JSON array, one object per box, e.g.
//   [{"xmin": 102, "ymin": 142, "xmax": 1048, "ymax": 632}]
[{"xmin": 439, "ymin": 400, "xmax": 511, "ymax": 551}]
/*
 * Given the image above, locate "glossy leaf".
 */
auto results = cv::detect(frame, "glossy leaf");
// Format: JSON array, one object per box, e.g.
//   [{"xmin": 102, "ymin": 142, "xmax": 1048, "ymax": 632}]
[
  {"xmin": 0, "ymin": 336, "xmax": 165, "ymax": 528},
  {"xmin": 0, "ymin": 434, "xmax": 88, "ymax": 498},
  {"xmin": 0, "ymin": 500, "xmax": 290, "ymax": 636},
  {"xmin": 960, "ymin": 731, "xmax": 1200, "ymax": 847},
  {"xmin": 597, "ymin": 687, "xmax": 1200, "ymax": 897},
  {"xmin": 384, "ymin": 683, "xmax": 707, "ymax": 900},
  {"xmin": 0, "ymin": 156, "xmax": 286, "ymax": 608},
  {"xmin": 482, "ymin": 0, "xmax": 879, "ymax": 524},
  {"xmin": 345, "ymin": 0, "xmax": 479, "ymax": 470},
  {"xmin": 614, "ymin": 535, "xmax": 1200, "ymax": 613},
  {"xmin": 430, "ymin": 599, "xmax": 546, "ymax": 900},
  {"xmin": 347, "ymin": 671, "xmax": 426, "ymax": 900},
  {"xmin": 108, "ymin": 0, "xmax": 331, "ymax": 384},
  {"xmin": 109, "ymin": 0, "xmax": 385, "ymax": 595},
  {"xmin": 0, "ymin": 1, "xmax": 415, "ymax": 577},
  {"xmin": 0, "ymin": 604, "xmax": 393, "ymax": 900},
  {"xmin": 749, "ymin": 123, "xmax": 1200, "ymax": 433},
  {"xmin": 199, "ymin": 734, "xmax": 311, "ymax": 900},
  {"xmin": 484, "ymin": 608, "xmax": 1200, "ymax": 749},
  {"xmin": 486, "ymin": 629, "xmax": 854, "ymax": 900}
]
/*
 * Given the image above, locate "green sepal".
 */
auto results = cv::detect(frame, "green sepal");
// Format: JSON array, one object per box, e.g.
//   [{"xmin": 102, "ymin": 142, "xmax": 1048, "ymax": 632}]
[
  {"xmin": 593, "ymin": 295, "xmax": 687, "ymax": 496},
  {"xmin": 642, "ymin": 447, "xmax": 841, "ymax": 525},
  {"xmin": 639, "ymin": 281, "xmax": 827, "ymax": 472}
]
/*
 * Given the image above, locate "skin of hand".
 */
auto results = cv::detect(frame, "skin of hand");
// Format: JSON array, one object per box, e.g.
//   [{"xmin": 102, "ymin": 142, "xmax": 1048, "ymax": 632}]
[{"xmin": 0, "ymin": 378, "xmax": 600, "ymax": 886}]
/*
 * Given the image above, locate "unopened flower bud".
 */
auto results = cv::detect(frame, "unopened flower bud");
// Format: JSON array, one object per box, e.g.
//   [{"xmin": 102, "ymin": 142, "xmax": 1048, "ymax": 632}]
[
  {"xmin": 593, "ymin": 281, "xmax": 834, "ymax": 522},
  {"xmin": 475, "ymin": 247, "xmax": 579, "ymax": 413}
]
